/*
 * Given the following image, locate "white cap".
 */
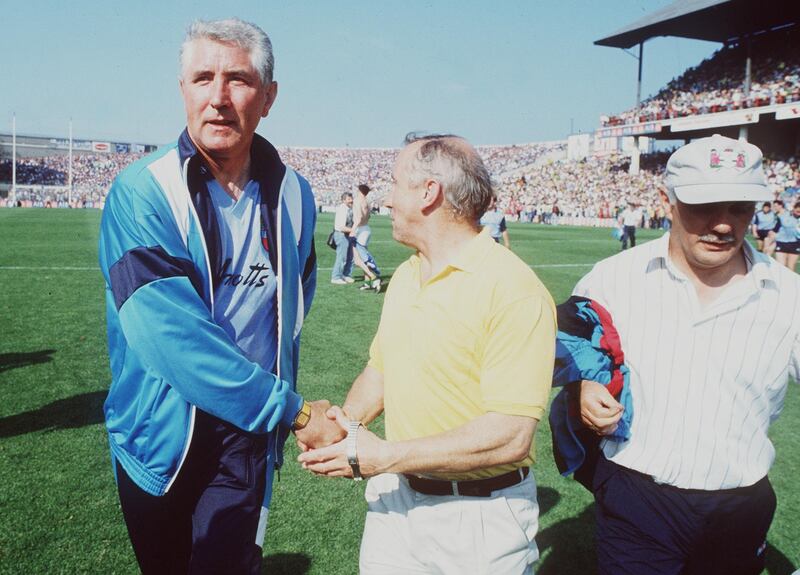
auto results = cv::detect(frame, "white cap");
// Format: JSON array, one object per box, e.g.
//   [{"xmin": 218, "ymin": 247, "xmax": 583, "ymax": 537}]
[{"xmin": 664, "ymin": 134, "xmax": 772, "ymax": 204}]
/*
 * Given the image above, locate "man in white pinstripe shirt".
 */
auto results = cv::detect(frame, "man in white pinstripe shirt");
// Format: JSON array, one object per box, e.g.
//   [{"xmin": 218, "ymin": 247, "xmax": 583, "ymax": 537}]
[{"xmin": 575, "ymin": 135, "xmax": 800, "ymax": 575}]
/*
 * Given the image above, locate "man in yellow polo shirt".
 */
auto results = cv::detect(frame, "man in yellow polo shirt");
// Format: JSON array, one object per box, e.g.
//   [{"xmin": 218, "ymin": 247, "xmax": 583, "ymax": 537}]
[{"xmin": 299, "ymin": 133, "xmax": 556, "ymax": 574}]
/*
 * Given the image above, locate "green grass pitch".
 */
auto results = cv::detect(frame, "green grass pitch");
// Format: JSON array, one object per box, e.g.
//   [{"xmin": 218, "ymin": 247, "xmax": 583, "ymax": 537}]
[{"xmin": 0, "ymin": 209, "xmax": 797, "ymax": 574}]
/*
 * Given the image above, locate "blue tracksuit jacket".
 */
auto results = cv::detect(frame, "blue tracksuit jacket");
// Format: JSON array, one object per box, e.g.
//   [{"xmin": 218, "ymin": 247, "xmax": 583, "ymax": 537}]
[{"xmin": 98, "ymin": 130, "xmax": 317, "ymax": 505}]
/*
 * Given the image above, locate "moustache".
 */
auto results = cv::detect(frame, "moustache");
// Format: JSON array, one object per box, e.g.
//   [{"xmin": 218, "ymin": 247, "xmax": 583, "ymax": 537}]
[{"xmin": 698, "ymin": 233, "xmax": 736, "ymax": 244}]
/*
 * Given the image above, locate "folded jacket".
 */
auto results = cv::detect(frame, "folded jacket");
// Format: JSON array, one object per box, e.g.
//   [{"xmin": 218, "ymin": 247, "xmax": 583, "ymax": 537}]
[{"xmin": 550, "ymin": 296, "xmax": 633, "ymax": 487}]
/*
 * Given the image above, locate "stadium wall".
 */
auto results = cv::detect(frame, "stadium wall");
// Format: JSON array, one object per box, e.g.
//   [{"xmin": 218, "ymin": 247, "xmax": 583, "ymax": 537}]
[
  {"xmin": 594, "ymin": 108, "xmax": 800, "ymax": 158},
  {"xmin": 0, "ymin": 132, "xmax": 158, "ymax": 160}
]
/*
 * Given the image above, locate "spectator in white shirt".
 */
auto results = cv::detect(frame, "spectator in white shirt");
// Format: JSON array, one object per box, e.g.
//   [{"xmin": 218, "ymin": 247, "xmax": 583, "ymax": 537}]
[{"xmin": 618, "ymin": 200, "xmax": 643, "ymax": 250}]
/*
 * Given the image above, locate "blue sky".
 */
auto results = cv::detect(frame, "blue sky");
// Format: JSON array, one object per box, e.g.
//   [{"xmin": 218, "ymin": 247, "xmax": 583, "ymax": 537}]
[{"xmin": 1, "ymin": 0, "xmax": 721, "ymax": 147}]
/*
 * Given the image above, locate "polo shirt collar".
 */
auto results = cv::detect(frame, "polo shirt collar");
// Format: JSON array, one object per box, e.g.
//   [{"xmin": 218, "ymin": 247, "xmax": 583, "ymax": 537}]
[
  {"xmin": 448, "ymin": 228, "xmax": 495, "ymax": 273},
  {"xmin": 408, "ymin": 228, "xmax": 493, "ymax": 286}
]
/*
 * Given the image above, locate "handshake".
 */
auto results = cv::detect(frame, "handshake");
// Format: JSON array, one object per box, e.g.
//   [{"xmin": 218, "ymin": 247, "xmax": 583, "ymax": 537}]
[{"xmin": 293, "ymin": 400, "xmax": 381, "ymax": 480}]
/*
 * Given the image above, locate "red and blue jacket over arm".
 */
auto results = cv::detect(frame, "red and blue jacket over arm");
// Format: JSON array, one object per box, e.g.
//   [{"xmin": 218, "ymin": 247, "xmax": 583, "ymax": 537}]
[{"xmin": 550, "ymin": 296, "xmax": 632, "ymax": 489}]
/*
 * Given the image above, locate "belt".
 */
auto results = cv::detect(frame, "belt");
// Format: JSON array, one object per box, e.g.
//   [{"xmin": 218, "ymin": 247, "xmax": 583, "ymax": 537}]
[{"xmin": 404, "ymin": 467, "xmax": 529, "ymax": 498}]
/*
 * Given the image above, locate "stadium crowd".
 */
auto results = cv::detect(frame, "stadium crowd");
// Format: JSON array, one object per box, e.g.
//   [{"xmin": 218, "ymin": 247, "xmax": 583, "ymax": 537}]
[
  {"xmin": 602, "ymin": 26, "xmax": 800, "ymax": 127},
  {"xmin": 489, "ymin": 150, "xmax": 799, "ymax": 231},
  {"xmin": 2, "ymin": 145, "xmax": 798, "ymax": 227},
  {"xmin": 281, "ymin": 141, "xmax": 562, "ymax": 206},
  {"xmin": 0, "ymin": 141, "xmax": 562, "ymax": 210},
  {"xmin": 0, "ymin": 153, "xmax": 145, "ymax": 208},
  {"xmin": 492, "ymin": 152, "xmax": 670, "ymax": 227}
]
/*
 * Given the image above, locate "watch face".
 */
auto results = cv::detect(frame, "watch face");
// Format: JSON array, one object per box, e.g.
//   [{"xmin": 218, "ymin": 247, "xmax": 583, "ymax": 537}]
[{"xmin": 294, "ymin": 403, "xmax": 312, "ymax": 430}]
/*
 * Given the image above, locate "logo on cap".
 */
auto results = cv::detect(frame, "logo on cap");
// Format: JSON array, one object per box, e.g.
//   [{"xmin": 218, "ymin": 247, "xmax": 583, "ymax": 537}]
[{"xmin": 709, "ymin": 147, "xmax": 747, "ymax": 170}]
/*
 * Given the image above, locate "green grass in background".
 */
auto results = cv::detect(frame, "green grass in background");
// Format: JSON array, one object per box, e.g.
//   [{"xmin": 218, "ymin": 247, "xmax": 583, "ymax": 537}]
[{"xmin": 0, "ymin": 209, "xmax": 797, "ymax": 574}]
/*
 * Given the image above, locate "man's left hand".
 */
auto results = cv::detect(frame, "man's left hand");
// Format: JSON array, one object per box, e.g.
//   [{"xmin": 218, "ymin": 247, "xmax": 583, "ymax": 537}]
[
  {"xmin": 298, "ymin": 407, "xmax": 385, "ymax": 478},
  {"xmin": 580, "ymin": 380, "xmax": 623, "ymax": 435}
]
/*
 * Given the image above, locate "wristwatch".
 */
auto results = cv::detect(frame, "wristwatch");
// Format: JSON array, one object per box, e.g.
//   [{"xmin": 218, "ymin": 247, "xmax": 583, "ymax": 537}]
[{"xmin": 292, "ymin": 400, "xmax": 312, "ymax": 431}]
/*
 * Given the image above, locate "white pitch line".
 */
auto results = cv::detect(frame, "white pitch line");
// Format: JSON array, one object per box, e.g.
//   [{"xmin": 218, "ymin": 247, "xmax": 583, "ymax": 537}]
[
  {"xmin": 317, "ymin": 262, "xmax": 594, "ymax": 272},
  {"xmin": 0, "ymin": 262, "xmax": 595, "ymax": 273}
]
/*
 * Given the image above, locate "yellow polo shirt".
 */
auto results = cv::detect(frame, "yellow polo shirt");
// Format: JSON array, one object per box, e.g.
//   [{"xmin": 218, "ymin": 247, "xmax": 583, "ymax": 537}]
[{"xmin": 368, "ymin": 229, "xmax": 556, "ymax": 479}]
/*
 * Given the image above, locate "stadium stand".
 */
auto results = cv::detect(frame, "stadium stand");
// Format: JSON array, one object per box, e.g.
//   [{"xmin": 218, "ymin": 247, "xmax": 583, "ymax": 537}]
[
  {"xmin": 601, "ymin": 26, "xmax": 800, "ymax": 128},
  {"xmin": 592, "ymin": 0, "xmax": 800, "ymax": 161}
]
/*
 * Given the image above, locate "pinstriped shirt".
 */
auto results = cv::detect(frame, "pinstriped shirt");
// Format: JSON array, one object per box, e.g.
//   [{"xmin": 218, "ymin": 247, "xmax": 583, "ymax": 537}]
[{"xmin": 574, "ymin": 233, "xmax": 800, "ymax": 490}]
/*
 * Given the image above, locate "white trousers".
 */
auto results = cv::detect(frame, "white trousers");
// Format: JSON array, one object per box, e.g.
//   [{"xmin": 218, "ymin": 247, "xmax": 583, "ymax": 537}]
[{"xmin": 359, "ymin": 472, "xmax": 539, "ymax": 575}]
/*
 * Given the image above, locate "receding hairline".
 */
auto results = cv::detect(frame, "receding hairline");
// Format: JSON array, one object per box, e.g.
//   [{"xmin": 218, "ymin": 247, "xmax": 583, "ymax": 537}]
[
  {"xmin": 179, "ymin": 18, "xmax": 274, "ymax": 84},
  {"xmin": 180, "ymin": 38, "xmax": 257, "ymax": 76}
]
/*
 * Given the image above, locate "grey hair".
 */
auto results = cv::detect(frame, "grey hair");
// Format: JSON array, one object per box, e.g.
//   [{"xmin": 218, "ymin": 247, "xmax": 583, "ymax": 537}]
[
  {"xmin": 180, "ymin": 18, "xmax": 274, "ymax": 84},
  {"xmin": 403, "ymin": 132, "xmax": 493, "ymax": 223}
]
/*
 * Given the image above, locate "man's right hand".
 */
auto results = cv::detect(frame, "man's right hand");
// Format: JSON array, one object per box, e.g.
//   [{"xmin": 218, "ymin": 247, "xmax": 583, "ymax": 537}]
[
  {"xmin": 294, "ymin": 400, "xmax": 347, "ymax": 450},
  {"xmin": 579, "ymin": 380, "xmax": 624, "ymax": 436}
]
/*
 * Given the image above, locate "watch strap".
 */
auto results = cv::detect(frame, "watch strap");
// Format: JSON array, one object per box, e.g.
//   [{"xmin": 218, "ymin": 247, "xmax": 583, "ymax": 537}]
[{"xmin": 346, "ymin": 420, "xmax": 363, "ymax": 481}]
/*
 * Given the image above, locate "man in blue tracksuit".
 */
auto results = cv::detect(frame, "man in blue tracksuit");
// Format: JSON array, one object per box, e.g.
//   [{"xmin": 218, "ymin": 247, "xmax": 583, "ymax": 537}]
[
  {"xmin": 751, "ymin": 201, "xmax": 777, "ymax": 254},
  {"xmin": 98, "ymin": 18, "xmax": 343, "ymax": 574}
]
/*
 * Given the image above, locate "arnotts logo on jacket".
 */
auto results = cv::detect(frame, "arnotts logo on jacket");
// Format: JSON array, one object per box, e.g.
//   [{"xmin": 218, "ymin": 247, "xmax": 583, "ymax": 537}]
[{"xmin": 218, "ymin": 258, "xmax": 272, "ymax": 288}]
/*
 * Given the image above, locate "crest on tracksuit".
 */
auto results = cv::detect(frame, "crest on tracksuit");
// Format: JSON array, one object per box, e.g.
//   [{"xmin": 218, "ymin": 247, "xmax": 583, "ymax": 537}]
[{"xmin": 261, "ymin": 220, "xmax": 270, "ymax": 252}]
